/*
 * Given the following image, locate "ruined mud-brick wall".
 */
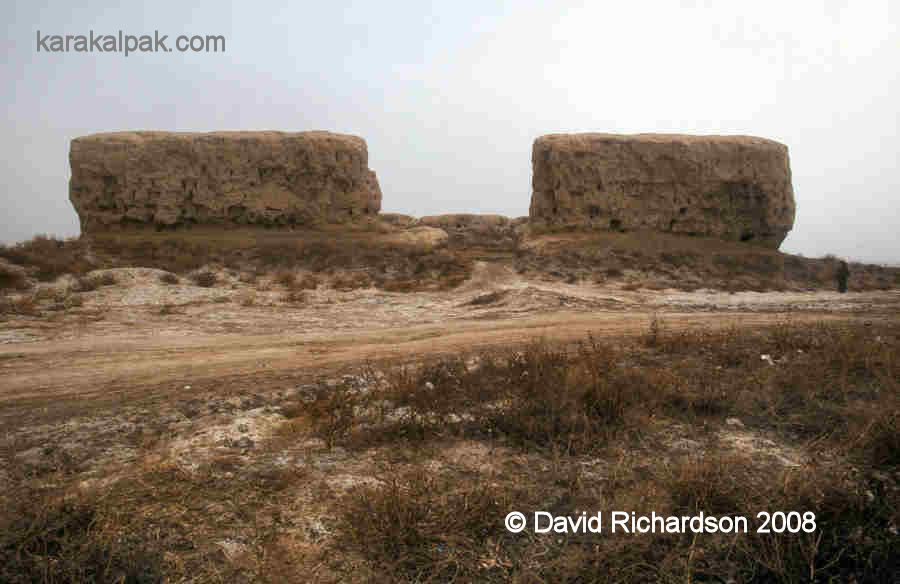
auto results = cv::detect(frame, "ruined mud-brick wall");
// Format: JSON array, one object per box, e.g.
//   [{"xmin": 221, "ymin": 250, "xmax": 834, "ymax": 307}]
[
  {"xmin": 69, "ymin": 131, "xmax": 382, "ymax": 232},
  {"xmin": 418, "ymin": 214, "xmax": 527, "ymax": 248},
  {"xmin": 530, "ymin": 133, "xmax": 795, "ymax": 248},
  {"xmin": 379, "ymin": 213, "xmax": 527, "ymax": 248}
]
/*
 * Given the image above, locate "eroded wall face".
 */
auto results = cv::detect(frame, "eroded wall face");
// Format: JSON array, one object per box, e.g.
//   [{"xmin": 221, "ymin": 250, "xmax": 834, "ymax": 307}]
[
  {"xmin": 530, "ymin": 133, "xmax": 795, "ymax": 248},
  {"xmin": 69, "ymin": 131, "xmax": 382, "ymax": 232}
]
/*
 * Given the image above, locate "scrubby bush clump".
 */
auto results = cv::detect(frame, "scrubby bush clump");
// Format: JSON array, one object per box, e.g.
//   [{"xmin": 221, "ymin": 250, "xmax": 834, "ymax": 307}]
[
  {"xmin": 189, "ymin": 270, "xmax": 217, "ymax": 288},
  {"xmin": 282, "ymin": 320, "xmax": 900, "ymax": 583},
  {"xmin": 0, "ymin": 235, "xmax": 92, "ymax": 283}
]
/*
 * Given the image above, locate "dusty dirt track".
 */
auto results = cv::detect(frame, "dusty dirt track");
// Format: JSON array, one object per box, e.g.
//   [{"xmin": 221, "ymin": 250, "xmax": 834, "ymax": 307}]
[
  {"xmin": 0, "ymin": 310, "xmax": 866, "ymax": 394},
  {"xmin": 1, "ymin": 307, "xmax": 895, "ymax": 429},
  {"xmin": 2, "ymin": 262, "xmax": 898, "ymax": 428}
]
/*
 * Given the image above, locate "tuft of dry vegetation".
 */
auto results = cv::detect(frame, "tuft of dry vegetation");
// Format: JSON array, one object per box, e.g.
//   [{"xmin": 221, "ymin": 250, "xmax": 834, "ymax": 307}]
[
  {"xmin": 237, "ymin": 289, "xmax": 258, "ymax": 307},
  {"xmin": 281, "ymin": 290, "xmax": 308, "ymax": 305},
  {"xmin": 274, "ymin": 320, "xmax": 898, "ymax": 582},
  {"xmin": 190, "ymin": 270, "xmax": 217, "ymax": 288},
  {"xmin": 98, "ymin": 272, "xmax": 118, "ymax": 286},
  {"xmin": 0, "ymin": 483, "xmax": 165, "ymax": 584},
  {"xmin": 158, "ymin": 271, "xmax": 179, "ymax": 285},
  {"xmin": 0, "ymin": 235, "xmax": 93, "ymax": 283},
  {"xmin": 87, "ymin": 230, "xmax": 476, "ymax": 292},
  {"xmin": 157, "ymin": 303, "xmax": 178, "ymax": 315},
  {"xmin": 465, "ymin": 290, "xmax": 510, "ymax": 306},
  {"xmin": 73, "ymin": 272, "xmax": 116, "ymax": 292},
  {"xmin": 3, "ymin": 229, "xmax": 898, "ymax": 297},
  {"xmin": 336, "ymin": 469, "xmax": 520, "ymax": 583},
  {"xmin": 238, "ymin": 271, "xmax": 258, "ymax": 285},
  {"xmin": 1, "ymin": 228, "xmax": 898, "ymax": 583},
  {"xmin": 297, "ymin": 274, "xmax": 320, "ymax": 290},
  {"xmin": 275, "ymin": 270, "xmax": 297, "ymax": 289},
  {"xmin": 2, "ymin": 320, "xmax": 898, "ymax": 582},
  {"xmin": 0, "ymin": 294, "xmax": 39, "ymax": 316},
  {"xmin": 0, "ymin": 261, "xmax": 29, "ymax": 291},
  {"xmin": 517, "ymin": 231, "xmax": 898, "ymax": 292}
]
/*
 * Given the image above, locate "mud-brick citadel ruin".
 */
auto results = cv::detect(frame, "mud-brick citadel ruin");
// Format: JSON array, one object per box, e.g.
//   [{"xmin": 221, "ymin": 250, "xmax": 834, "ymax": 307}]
[
  {"xmin": 69, "ymin": 131, "xmax": 382, "ymax": 232},
  {"xmin": 69, "ymin": 131, "xmax": 796, "ymax": 249}
]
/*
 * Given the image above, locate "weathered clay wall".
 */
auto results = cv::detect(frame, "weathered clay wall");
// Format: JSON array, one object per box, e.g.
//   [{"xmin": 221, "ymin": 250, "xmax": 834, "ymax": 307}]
[
  {"xmin": 530, "ymin": 133, "xmax": 795, "ymax": 248},
  {"xmin": 69, "ymin": 131, "xmax": 382, "ymax": 232},
  {"xmin": 416, "ymin": 214, "xmax": 527, "ymax": 248}
]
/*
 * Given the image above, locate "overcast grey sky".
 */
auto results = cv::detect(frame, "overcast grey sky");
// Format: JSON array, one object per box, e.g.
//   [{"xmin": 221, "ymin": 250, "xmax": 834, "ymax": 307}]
[{"xmin": 4, "ymin": 1, "xmax": 898, "ymax": 262}]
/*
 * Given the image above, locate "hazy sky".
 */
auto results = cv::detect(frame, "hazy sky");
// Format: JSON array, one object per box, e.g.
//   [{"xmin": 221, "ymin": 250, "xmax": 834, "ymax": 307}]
[{"xmin": 4, "ymin": 1, "xmax": 898, "ymax": 262}]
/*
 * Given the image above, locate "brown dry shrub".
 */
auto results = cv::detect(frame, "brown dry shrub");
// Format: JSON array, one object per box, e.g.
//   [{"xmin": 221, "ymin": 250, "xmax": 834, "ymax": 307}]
[
  {"xmin": 90, "ymin": 236, "xmax": 209, "ymax": 273},
  {"xmin": 0, "ymin": 294, "xmax": 39, "ymax": 316},
  {"xmin": 335, "ymin": 469, "xmax": 517, "ymax": 583},
  {"xmin": 275, "ymin": 270, "xmax": 296, "ymax": 289},
  {"xmin": 332, "ymin": 272, "xmax": 371, "ymax": 291},
  {"xmin": 0, "ymin": 484, "xmax": 165, "ymax": 584},
  {"xmin": 190, "ymin": 270, "xmax": 217, "ymax": 288},
  {"xmin": 465, "ymin": 290, "xmax": 509, "ymax": 306},
  {"xmin": 0, "ymin": 235, "xmax": 92, "ymax": 282},
  {"xmin": 98, "ymin": 272, "xmax": 118, "ymax": 286},
  {"xmin": 158, "ymin": 272, "xmax": 179, "ymax": 285},
  {"xmin": 0, "ymin": 261, "xmax": 29, "ymax": 291},
  {"xmin": 282, "ymin": 290, "xmax": 308, "ymax": 305},
  {"xmin": 238, "ymin": 289, "xmax": 257, "ymax": 307},
  {"xmin": 75, "ymin": 275, "xmax": 101, "ymax": 292},
  {"xmin": 297, "ymin": 274, "xmax": 320, "ymax": 290},
  {"xmin": 158, "ymin": 303, "xmax": 178, "ymax": 315}
]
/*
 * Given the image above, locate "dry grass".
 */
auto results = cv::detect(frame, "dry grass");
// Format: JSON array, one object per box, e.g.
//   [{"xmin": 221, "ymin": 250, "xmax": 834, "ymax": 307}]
[
  {"xmin": 1, "ymin": 230, "xmax": 898, "ymax": 582},
  {"xmin": 75, "ymin": 273, "xmax": 116, "ymax": 292},
  {"xmin": 86, "ymin": 230, "xmax": 475, "ymax": 292},
  {"xmin": 0, "ymin": 262, "xmax": 29, "ymax": 291},
  {"xmin": 335, "ymin": 469, "xmax": 521, "ymax": 583},
  {"xmin": 190, "ymin": 270, "xmax": 217, "ymax": 288},
  {"xmin": 0, "ymin": 234, "xmax": 93, "ymax": 283},
  {"xmin": 275, "ymin": 270, "xmax": 297, "ymax": 289},
  {"xmin": 331, "ymin": 272, "xmax": 371, "ymax": 291},
  {"xmin": 3, "ymin": 229, "xmax": 897, "ymax": 298},
  {"xmin": 0, "ymin": 294, "xmax": 39, "ymax": 316},
  {"xmin": 297, "ymin": 274, "xmax": 320, "ymax": 290},
  {"xmin": 465, "ymin": 290, "xmax": 510, "ymax": 306},
  {"xmin": 157, "ymin": 303, "xmax": 179, "ymax": 315},
  {"xmin": 2, "ymin": 320, "xmax": 898, "ymax": 582},
  {"xmin": 158, "ymin": 272, "xmax": 179, "ymax": 285},
  {"xmin": 292, "ymin": 319, "xmax": 898, "ymax": 461},
  {"xmin": 294, "ymin": 320, "xmax": 898, "ymax": 583},
  {"xmin": 238, "ymin": 289, "xmax": 257, "ymax": 307},
  {"xmin": 8, "ymin": 229, "xmax": 894, "ymax": 296},
  {"xmin": 281, "ymin": 290, "xmax": 308, "ymax": 305},
  {"xmin": 0, "ymin": 482, "xmax": 165, "ymax": 584},
  {"xmin": 520, "ymin": 231, "xmax": 898, "ymax": 292}
]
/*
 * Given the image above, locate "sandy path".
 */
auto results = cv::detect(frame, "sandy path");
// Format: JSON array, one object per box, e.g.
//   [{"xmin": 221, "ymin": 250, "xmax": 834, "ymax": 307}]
[{"xmin": 0, "ymin": 309, "xmax": 876, "ymax": 407}]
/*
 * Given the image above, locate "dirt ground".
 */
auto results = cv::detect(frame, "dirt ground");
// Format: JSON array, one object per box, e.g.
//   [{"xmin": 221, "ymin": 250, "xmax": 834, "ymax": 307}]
[
  {"xmin": 2, "ymin": 262, "xmax": 897, "ymax": 418},
  {"xmin": 1, "ymin": 258, "xmax": 898, "ymax": 582}
]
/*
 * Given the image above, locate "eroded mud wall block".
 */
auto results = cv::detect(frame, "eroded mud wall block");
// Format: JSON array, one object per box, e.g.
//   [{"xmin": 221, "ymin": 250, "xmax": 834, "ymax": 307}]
[
  {"xmin": 69, "ymin": 131, "xmax": 382, "ymax": 232},
  {"xmin": 529, "ymin": 133, "xmax": 795, "ymax": 248}
]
